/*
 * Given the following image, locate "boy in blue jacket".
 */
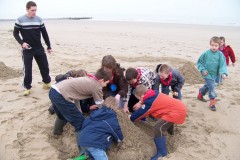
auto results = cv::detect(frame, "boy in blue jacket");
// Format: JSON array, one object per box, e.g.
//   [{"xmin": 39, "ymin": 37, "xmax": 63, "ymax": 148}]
[
  {"xmin": 77, "ymin": 97, "xmax": 123, "ymax": 160},
  {"xmin": 197, "ymin": 36, "xmax": 228, "ymax": 111}
]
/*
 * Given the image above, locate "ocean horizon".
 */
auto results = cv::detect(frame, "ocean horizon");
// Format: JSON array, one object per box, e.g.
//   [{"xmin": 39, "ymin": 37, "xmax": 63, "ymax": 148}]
[{"xmin": 1, "ymin": 16, "xmax": 239, "ymax": 27}]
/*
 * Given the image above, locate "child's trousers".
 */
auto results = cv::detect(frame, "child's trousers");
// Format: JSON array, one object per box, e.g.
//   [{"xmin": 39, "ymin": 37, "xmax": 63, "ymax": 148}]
[
  {"xmin": 200, "ymin": 78, "xmax": 217, "ymax": 99},
  {"xmin": 153, "ymin": 119, "xmax": 174, "ymax": 137},
  {"xmin": 49, "ymin": 88, "xmax": 85, "ymax": 132}
]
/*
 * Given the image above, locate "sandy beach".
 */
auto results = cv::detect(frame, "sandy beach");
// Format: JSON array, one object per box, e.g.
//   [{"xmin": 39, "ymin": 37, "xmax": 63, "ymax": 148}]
[{"xmin": 0, "ymin": 19, "xmax": 240, "ymax": 160}]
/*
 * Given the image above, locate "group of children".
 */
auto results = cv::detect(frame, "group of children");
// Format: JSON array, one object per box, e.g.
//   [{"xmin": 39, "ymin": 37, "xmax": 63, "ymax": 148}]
[{"xmin": 48, "ymin": 36, "xmax": 235, "ymax": 160}]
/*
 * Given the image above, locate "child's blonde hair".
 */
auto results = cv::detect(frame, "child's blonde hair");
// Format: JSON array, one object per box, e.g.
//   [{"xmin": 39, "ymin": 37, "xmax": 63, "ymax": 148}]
[
  {"xmin": 103, "ymin": 96, "xmax": 119, "ymax": 110},
  {"xmin": 210, "ymin": 36, "xmax": 221, "ymax": 45},
  {"xmin": 158, "ymin": 64, "xmax": 171, "ymax": 74},
  {"xmin": 135, "ymin": 85, "xmax": 148, "ymax": 98}
]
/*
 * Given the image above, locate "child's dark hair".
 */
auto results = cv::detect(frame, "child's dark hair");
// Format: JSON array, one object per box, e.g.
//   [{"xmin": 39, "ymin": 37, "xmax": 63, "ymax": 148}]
[
  {"xmin": 219, "ymin": 36, "xmax": 225, "ymax": 42},
  {"xmin": 26, "ymin": 1, "xmax": 36, "ymax": 9},
  {"xmin": 155, "ymin": 64, "xmax": 162, "ymax": 73},
  {"xmin": 158, "ymin": 64, "xmax": 170, "ymax": 74},
  {"xmin": 102, "ymin": 55, "xmax": 125, "ymax": 76},
  {"xmin": 102, "ymin": 55, "xmax": 116, "ymax": 69},
  {"xmin": 125, "ymin": 68, "xmax": 138, "ymax": 81},
  {"xmin": 210, "ymin": 36, "xmax": 221, "ymax": 45},
  {"xmin": 95, "ymin": 68, "xmax": 112, "ymax": 81}
]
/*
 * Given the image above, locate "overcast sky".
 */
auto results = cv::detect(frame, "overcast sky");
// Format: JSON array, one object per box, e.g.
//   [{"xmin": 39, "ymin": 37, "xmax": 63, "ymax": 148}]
[{"xmin": 0, "ymin": 0, "xmax": 239, "ymax": 25}]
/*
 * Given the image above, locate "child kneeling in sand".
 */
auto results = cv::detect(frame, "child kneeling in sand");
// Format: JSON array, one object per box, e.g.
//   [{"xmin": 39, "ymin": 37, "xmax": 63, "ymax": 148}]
[
  {"xmin": 197, "ymin": 36, "xmax": 228, "ymax": 111},
  {"xmin": 129, "ymin": 85, "xmax": 187, "ymax": 160},
  {"xmin": 153, "ymin": 64, "xmax": 185, "ymax": 100},
  {"xmin": 77, "ymin": 97, "xmax": 123, "ymax": 160}
]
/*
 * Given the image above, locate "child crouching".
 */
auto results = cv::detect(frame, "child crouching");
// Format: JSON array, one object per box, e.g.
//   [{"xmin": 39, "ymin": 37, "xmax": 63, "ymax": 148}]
[
  {"xmin": 77, "ymin": 97, "xmax": 124, "ymax": 160},
  {"xmin": 129, "ymin": 85, "xmax": 187, "ymax": 160}
]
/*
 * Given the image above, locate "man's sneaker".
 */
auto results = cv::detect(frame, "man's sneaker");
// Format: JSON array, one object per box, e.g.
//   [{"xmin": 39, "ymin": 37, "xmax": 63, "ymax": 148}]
[
  {"xmin": 197, "ymin": 91, "xmax": 207, "ymax": 102},
  {"xmin": 43, "ymin": 83, "xmax": 51, "ymax": 89},
  {"xmin": 23, "ymin": 89, "xmax": 30, "ymax": 96}
]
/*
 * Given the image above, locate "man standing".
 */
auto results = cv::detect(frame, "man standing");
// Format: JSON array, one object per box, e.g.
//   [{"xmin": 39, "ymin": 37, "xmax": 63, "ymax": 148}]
[{"xmin": 13, "ymin": 1, "xmax": 52, "ymax": 96}]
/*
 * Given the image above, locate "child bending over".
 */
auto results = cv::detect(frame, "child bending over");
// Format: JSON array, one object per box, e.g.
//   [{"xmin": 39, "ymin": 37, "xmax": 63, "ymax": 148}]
[
  {"xmin": 77, "ymin": 97, "xmax": 123, "ymax": 160},
  {"xmin": 129, "ymin": 85, "xmax": 187, "ymax": 160},
  {"xmin": 153, "ymin": 64, "xmax": 185, "ymax": 100},
  {"xmin": 124, "ymin": 67, "xmax": 155, "ymax": 113}
]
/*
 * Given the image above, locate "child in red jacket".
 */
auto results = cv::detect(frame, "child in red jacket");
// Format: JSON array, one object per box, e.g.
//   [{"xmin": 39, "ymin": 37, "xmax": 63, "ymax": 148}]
[
  {"xmin": 219, "ymin": 36, "xmax": 236, "ymax": 66},
  {"xmin": 129, "ymin": 85, "xmax": 187, "ymax": 160}
]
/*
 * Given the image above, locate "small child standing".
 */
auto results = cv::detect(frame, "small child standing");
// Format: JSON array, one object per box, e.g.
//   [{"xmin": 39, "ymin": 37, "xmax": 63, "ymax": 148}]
[
  {"xmin": 153, "ymin": 64, "xmax": 185, "ymax": 100},
  {"xmin": 124, "ymin": 67, "xmax": 155, "ymax": 113},
  {"xmin": 197, "ymin": 36, "xmax": 228, "ymax": 111},
  {"xmin": 219, "ymin": 36, "xmax": 236, "ymax": 66},
  {"xmin": 129, "ymin": 85, "xmax": 187, "ymax": 160},
  {"xmin": 77, "ymin": 97, "xmax": 123, "ymax": 160},
  {"xmin": 215, "ymin": 36, "xmax": 236, "ymax": 85}
]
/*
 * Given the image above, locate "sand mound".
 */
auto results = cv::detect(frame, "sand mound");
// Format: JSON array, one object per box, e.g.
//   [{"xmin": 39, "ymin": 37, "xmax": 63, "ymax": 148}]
[
  {"xmin": 0, "ymin": 61, "xmax": 22, "ymax": 80},
  {"xmin": 49, "ymin": 110, "xmax": 186, "ymax": 160},
  {"xmin": 178, "ymin": 62, "xmax": 204, "ymax": 84}
]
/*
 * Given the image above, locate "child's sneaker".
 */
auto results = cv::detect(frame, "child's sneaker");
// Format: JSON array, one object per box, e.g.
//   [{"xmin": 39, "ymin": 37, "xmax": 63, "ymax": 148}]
[
  {"xmin": 43, "ymin": 83, "xmax": 51, "ymax": 89},
  {"xmin": 209, "ymin": 99, "xmax": 216, "ymax": 111},
  {"xmin": 197, "ymin": 91, "xmax": 207, "ymax": 102},
  {"xmin": 67, "ymin": 154, "xmax": 88, "ymax": 160},
  {"xmin": 23, "ymin": 89, "xmax": 30, "ymax": 96}
]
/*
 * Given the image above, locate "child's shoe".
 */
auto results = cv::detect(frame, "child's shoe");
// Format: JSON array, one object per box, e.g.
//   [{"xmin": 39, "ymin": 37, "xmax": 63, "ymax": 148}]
[
  {"xmin": 67, "ymin": 154, "xmax": 88, "ymax": 160},
  {"xmin": 23, "ymin": 89, "xmax": 30, "ymax": 96},
  {"xmin": 197, "ymin": 91, "xmax": 207, "ymax": 102},
  {"xmin": 43, "ymin": 83, "xmax": 51, "ymax": 89},
  {"xmin": 209, "ymin": 99, "xmax": 216, "ymax": 111}
]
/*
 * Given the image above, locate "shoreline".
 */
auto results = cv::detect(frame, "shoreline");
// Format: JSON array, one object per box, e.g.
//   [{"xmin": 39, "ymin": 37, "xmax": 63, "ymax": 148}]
[{"xmin": 1, "ymin": 18, "xmax": 239, "ymax": 27}]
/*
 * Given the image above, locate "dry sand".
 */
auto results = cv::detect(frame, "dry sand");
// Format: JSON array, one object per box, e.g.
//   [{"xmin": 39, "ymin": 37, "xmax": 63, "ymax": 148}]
[{"xmin": 0, "ymin": 20, "xmax": 240, "ymax": 160}]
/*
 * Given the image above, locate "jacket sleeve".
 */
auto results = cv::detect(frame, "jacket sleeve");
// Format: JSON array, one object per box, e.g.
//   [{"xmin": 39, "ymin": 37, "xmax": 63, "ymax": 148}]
[
  {"xmin": 152, "ymin": 75, "xmax": 160, "ymax": 91},
  {"xmin": 126, "ymin": 84, "xmax": 132, "ymax": 103},
  {"xmin": 106, "ymin": 118, "xmax": 123, "ymax": 142},
  {"xmin": 197, "ymin": 52, "xmax": 206, "ymax": 74},
  {"xmin": 219, "ymin": 53, "xmax": 228, "ymax": 76},
  {"xmin": 171, "ymin": 70, "xmax": 185, "ymax": 92},
  {"xmin": 130, "ymin": 103, "xmax": 151, "ymax": 121},
  {"xmin": 117, "ymin": 74, "xmax": 128, "ymax": 99},
  {"xmin": 40, "ymin": 21, "xmax": 51, "ymax": 49},
  {"xmin": 13, "ymin": 20, "xmax": 24, "ymax": 45},
  {"xmin": 228, "ymin": 46, "xmax": 236, "ymax": 63}
]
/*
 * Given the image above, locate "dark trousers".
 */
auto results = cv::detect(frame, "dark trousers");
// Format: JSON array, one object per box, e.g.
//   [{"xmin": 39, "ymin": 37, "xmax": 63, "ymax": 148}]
[
  {"xmin": 128, "ymin": 93, "xmax": 139, "ymax": 113},
  {"xmin": 49, "ymin": 88, "xmax": 85, "ymax": 132},
  {"xmin": 153, "ymin": 119, "xmax": 174, "ymax": 137},
  {"xmin": 22, "ymin": 49, "xmax": 51, "ymax": 89},
  {"xmin": 161, "ymin": 85, "xmax": 182, "ymax": 100}
]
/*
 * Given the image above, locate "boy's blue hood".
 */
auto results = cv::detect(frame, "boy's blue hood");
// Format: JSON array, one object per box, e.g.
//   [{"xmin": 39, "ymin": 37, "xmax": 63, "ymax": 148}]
[{"xmin": 90, "ymin": 106, "xmax": 116, "ymax": 121}]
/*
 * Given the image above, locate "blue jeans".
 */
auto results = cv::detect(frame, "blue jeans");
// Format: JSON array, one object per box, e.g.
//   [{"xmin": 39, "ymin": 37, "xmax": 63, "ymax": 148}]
[
  {"xmin": 81, "ymin": 147, "xmax": 108, "ymax": 160},
  {"xmin": 200, "ymin": 78, "xmax": 217, "ymax": 99},
  {"xmin": 161, "ymin": 85, "xmax": 182, "ymax": 100},
  {"xmin": 215, "ymin": 76, "xmax": 223, "ymax": 85},
  {"xmin": 49, "ymin": 88, "xmax": 85, "ymax": 132}
]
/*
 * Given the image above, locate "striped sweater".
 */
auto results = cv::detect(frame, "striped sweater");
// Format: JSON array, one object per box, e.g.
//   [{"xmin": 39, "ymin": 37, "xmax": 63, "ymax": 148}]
[{"xmin": 13, "ymin": 15, "xmax": 51, "ymax": 50}]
